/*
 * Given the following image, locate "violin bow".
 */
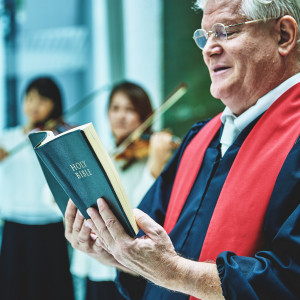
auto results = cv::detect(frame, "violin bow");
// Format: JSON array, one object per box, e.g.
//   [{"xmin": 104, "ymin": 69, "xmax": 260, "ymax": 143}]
[
  {"xmin": 6, "ymin": 84, "xmax": 112, "ymax": 158},
  {"xmin": 110, "ymin": 82, "xmax": 188, "ymax": 158}
]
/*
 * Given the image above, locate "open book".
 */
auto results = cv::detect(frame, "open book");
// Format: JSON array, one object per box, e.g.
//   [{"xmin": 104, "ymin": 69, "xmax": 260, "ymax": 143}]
[{"xmin": 28, "ymin": 123, "xmax": 139, "ymax": 237}]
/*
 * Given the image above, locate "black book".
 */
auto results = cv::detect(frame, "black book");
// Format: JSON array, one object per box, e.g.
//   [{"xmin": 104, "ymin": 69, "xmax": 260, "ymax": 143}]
[{"xmin": 28, "ymin": 123, "xmax": 139, "ymax": 237}]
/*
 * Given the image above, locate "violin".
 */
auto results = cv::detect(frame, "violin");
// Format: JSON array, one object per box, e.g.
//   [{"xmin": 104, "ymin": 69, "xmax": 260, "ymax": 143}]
[
  {"xmin": 5, "ymin": 84, "xmax": 112, "ymax": 158},
  {"xmin": 110, "ymin": 83, "xmax": 187, "ymax": 167},
  {"xmin": 114, "ymin": 132, "xmax": 181, "ymax": 162},
  {"xmin": 5, "ymin": 119, "xmax": 73, "ymax": 158},
  {"xmin": 37, "ymin": 118, "xmax": 74, "ymax": 134}
]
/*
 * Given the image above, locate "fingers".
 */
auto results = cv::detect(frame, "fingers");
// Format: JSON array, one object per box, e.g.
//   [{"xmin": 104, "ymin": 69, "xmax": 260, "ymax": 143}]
[
  {"xmin": 75, "ymin": 221, "xmax": 93, "ymax": 250},
  {"xmin": 64, "ymin": 199, "xmax": 123, "ymax": 266},
  {"xmin": 134, "ymin": 208, "xmax": 169, "ymax": 240},
  {"xmin": 98, "ymin": 198, "xmax": 129, "ymax": 240},
  {"xmin": 150, "ymin": 132, "xmax": 173, "ymax": 151},
  {"xmin": 85, "ymin": 216, "xmax": 111, "ymax": 253},
  {"xmin": 87, "ymin": 201, "xmax": 117, "ymax": 251},
  {"xmin": 65, "ymin": 199, "xmax": 93, "ymax": 251},
  {"xmin": 73, "ymin": 209, "xmax": 85, "ymax": 236},
  {"xmin": 148, "ymin": 132, "xmax": 174, "ymax": 178},
  {"xmin": 64, "ymin": 199, "xmax": 78, "ymax": 241}
]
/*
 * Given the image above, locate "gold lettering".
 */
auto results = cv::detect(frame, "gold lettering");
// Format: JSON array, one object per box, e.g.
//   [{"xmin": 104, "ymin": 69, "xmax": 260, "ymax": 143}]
[
  {"xmin": 80, "ymin": 170, "xmax": 87, "ymax": 177},
  {"xmin": 70, "ymin": 164, "xmax": 77, "ymax": 171},
  {"xmin": 71, "ymin": 161, "xmax": 92, "ymax": 179},
  {"xmin": 75, "ymin": 162, "xmax": 82, "ymax": 169}
]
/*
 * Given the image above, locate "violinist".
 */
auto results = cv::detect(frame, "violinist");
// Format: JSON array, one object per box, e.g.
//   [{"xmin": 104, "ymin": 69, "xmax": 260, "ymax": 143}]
[
  {"xmin": 108, "ymin": 81, "xmax": 174, "ymax": 202},
  {"xmin": 0, "ymin": 77, "xmax": 74, "ymax": 300},
  {"xmin": 71, "ymin": 81, "xmax": 174, "ymax": 300}
]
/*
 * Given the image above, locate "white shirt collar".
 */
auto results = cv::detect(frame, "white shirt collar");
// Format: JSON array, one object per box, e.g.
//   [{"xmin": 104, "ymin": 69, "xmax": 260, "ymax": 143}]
[{"xmin": 220, "ymin": 72, "xmax": 300, "ymax": 132}]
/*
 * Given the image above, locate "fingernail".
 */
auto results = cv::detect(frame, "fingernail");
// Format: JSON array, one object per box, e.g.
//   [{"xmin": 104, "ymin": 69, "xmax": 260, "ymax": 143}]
[
  {"xmin": 90, "ymin": 233, "xmax": 97, "ymax": 241},
  {"xmin": 86, "ymin": 208, "xmax": 92, "ymax": 216},
  {"xmin": 85, "ymin": 219, "xmax": 92, "ymax": 229},
  {"xmin": 77, "ymin": 210, "xmax": 83, "ymax": 217},
  {"xmin": 97, "ymin": 198, "xmax": 103, "ymax": 207}
]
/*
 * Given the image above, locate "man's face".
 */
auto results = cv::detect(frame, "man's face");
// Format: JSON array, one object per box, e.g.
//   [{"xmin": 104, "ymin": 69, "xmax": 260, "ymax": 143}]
[{"xmin": 201, "ymin": 0, "xmax": 281, "ymax": 115}]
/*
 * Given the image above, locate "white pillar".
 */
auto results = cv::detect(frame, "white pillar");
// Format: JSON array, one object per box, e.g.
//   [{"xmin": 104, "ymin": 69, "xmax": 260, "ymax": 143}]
[
  {"xmin": 90, "ymin": 0, "xmax": 113, "ymax": 149},
  {"xmin": 0, "ymin": 0, "xmax": 6, "ymax": 131},
  {"xmin": 122, "ymin": 0, "xmax": 163, "ymax": 111}
]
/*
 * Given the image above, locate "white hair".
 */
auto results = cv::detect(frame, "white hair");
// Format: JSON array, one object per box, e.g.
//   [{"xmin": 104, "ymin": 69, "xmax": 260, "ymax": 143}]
[
  {"xmin": 194, "ymin": 0, "xmax": 300, "ymax": 23},
  {"xmin": 194, "ymin": 0, "xmax": 300, "ymax": 43}
]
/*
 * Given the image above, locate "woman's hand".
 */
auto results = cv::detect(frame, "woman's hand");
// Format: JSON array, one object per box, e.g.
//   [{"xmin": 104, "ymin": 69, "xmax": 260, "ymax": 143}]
[{"xmin": 147, "ymin": 131, "xmax": 174, "ymax": 178}]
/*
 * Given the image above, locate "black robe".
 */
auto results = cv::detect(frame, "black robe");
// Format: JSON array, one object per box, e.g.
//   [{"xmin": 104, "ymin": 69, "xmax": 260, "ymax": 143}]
[{"xmin": 116, "ymin": 116, "xmax": 300, "ymax": 299}]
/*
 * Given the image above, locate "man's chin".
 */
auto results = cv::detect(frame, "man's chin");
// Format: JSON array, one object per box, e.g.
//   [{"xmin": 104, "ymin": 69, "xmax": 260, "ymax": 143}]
[
  {"xmin": 210, "ymin": 85, "xmax": 226, "ymax": 101},
  {"xmin": 210, "ymin": 82, "xmax": 237, "ymax": 102}
]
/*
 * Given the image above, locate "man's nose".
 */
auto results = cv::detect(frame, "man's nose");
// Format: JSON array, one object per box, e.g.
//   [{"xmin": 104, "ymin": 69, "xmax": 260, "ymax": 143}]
[{"xmin": 202, "ymin": 35, "xmax": 223, "ymax": 58}]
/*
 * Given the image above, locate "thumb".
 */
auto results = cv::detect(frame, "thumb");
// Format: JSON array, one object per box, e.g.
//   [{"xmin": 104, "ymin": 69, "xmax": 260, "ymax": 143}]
[{"xmin": 134, "ymin": 209, "xmax": 169, "ymax": 240}]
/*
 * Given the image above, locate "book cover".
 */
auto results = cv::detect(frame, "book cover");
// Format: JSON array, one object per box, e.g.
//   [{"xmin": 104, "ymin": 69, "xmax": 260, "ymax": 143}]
[{"xmin": 28, "ymin": 123, "xmax": 139, "ymax": 237}]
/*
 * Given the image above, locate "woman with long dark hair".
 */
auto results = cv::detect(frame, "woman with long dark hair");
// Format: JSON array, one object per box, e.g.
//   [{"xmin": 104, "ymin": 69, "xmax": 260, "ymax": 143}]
[{"xmin": 0, "ymin": 76, "xmax": 74, "ymax": 300}]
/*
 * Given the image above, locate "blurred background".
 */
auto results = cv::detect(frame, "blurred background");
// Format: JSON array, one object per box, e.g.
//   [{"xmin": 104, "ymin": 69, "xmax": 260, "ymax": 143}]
[
  {"xmin": 0, "ymin": 1, "xmax": 225, "ymax": 298},
  {"xmin": 0, "ymin": 0, "xmax": 224, "ymax": 146}
]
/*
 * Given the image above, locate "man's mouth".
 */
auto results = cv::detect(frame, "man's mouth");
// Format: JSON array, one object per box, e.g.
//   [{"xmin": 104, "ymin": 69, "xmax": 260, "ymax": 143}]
[{"xmin": 213, "ymin": 66, "xmax": 231, "ymax": 73}]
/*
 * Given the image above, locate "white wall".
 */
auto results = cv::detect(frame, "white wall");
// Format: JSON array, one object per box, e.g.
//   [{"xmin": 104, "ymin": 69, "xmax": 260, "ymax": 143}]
[{"xmin": 0, "ymin": 2, "xmax": 6, "ymax": 131}]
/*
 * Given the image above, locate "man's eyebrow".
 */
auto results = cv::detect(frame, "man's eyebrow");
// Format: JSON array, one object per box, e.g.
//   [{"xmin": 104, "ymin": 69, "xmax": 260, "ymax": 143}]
[
  {"xmin": 202, "ymin": 18, "xmax": 241, "ymax": 29},
  {"xmin": 222, "ymin": 17, "xmax": 247, "ymax": 25}
]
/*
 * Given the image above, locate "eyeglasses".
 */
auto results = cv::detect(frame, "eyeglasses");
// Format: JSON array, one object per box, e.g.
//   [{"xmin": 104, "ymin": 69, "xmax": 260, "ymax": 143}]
[{"xmin": 193, "ymin": 18, "xmax": 273, "ymax": 50}]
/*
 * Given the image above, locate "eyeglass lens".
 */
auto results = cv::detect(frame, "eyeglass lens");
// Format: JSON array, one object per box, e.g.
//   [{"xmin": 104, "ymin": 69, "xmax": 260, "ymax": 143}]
[{"xmin": 193, "ymin": 23, "xmax": 227, "ymax": 50}]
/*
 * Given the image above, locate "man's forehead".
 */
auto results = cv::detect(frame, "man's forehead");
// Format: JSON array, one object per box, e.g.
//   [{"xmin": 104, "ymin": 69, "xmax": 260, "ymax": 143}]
[{"xmin": 201, "ymin": 0, "xmax": 243, "ymax": 28}]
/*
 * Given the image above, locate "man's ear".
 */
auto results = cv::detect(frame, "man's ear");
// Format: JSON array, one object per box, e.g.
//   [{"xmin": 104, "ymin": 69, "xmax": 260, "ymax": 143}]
[{"xmin": 276, "ymin": 16, "xmax": 298, "ymax": 56}]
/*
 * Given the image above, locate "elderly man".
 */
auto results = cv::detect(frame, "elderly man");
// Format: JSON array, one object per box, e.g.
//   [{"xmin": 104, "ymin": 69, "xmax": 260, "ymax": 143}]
[{"xmin": 65, "ymin": 0, "xmax": 300, "ymax": 299}]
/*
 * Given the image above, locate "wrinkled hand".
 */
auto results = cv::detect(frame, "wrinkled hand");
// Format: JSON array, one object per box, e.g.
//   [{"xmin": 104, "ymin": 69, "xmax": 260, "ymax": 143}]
[
  {"xmin": 87, "ymin": 198, "xmax": 223, "ymax": 299},
  {"xmin": 0, "ymin": 147, "xmax": 8, "ymax": 162},
  {"xmin": 87, "ymin": 198, "xmax": 180, "ymax": 289},
  {"xmin": 64, "ymin": 200, "xmax": 135, "ymax": 273},
  {"xmin": 147, "ymin": 131, "xmax": 174, "ymax": 178}
]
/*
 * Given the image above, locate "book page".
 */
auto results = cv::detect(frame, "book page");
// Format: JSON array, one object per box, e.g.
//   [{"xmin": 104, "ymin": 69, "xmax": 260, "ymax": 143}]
[
  {"xmin": 39, "ymin": 123, "xmax": 91, "ymax": 146},
  {"xmin": 83, "ymin": 123, "xmax": 139, "ymax": 234}
]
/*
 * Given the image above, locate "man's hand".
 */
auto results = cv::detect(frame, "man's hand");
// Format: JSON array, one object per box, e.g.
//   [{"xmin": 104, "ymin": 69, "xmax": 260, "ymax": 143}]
[
  {"xmin": 87, "ymin": 198, "xmax": 224, "ymax": 299},
  {"xmin": 64, "ymin": 200, "xmax": 136, "ymax": 274},
  {"xmin": 87, "ymin": 198, "xmax": 178, "ymax": 287}
]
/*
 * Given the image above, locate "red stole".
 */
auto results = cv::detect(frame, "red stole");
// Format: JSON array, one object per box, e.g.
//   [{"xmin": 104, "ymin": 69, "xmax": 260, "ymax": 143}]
[{"xmin": 163, "ymin": 83, "xmax": 300, "ymax": 300}]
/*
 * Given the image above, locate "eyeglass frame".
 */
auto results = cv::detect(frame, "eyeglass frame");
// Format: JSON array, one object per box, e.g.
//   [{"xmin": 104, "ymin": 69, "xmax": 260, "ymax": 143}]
[{"xmin": 193, "ymin": 18, "xmax": 275, "ymax": 50}]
